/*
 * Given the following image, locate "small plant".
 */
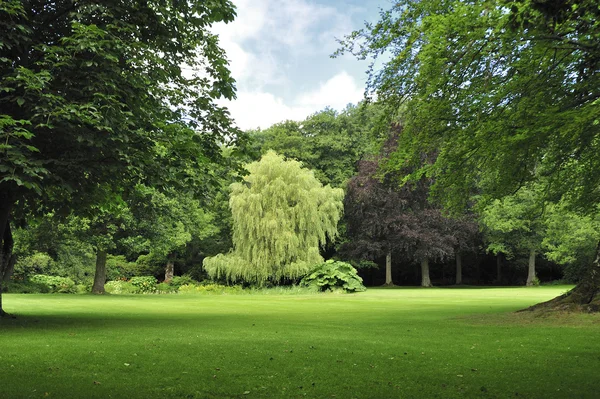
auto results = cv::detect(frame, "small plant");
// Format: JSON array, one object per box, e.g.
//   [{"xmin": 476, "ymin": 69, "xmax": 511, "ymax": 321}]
[
  {"xmin": 129, "ymin": 276, "xmax": 158, "ymax": 294},
  {"xmin": 300, "ymin": 260, "xmax": 366, "ymax": 293},
  {"xmin": 156, "ymin": 282, "xmax": 177, "ymax": 294}
]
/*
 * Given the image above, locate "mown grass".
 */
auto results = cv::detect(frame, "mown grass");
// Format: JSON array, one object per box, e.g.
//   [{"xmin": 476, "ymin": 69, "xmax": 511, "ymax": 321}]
[{"xmin": 1, "ymin": 286, "xmax": 599, "ymax": 398}]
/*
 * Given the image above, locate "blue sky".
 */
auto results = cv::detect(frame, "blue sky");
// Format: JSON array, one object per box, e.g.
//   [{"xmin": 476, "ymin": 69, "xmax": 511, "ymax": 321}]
[{"xmin": 213, "ymin": 0, "xmax": 391, "ymax": 130}]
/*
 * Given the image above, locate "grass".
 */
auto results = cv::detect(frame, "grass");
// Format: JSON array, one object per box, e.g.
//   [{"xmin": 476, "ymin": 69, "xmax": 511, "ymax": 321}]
[{"xmin": 1, "ymin": 286, "xmax": 599, "ymax": 398}]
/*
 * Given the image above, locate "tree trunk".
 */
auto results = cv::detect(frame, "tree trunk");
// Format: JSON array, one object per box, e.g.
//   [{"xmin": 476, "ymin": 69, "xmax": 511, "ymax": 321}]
[
  {"xmin": 496, "ymin": 253, "xmax": 502, "ymax": 284},
  {"xmin": 421, "ymin": 258, "xmax": 432, "ymax": 287},
  {"xmin": 92, "ymin": 250, "xmax": 108, "ymax": 294},
  {"xmin": 526, "ymin": 249, "xmax": 536, "ymax": 286},
  {"xmin": 455, "ymin": 251, "xmax": 463, "ymax": 285},
  {"xmin": 383, "ymin": 250, "xmax": 393, "ymax": 286},
  {"xmin": 164, "ymin": 252, "xmax": 175, "ymax": 283},
  {"xmin": 522, "ymin": 241, "xmax": 600, "ymax": 312},
  {"xmin": 0, "ymin": 191, "xmax": 14, "ymax": 318}
]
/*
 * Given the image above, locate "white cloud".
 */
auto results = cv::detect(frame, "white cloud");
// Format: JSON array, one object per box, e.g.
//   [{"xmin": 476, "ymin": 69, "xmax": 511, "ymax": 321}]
[{"xmin": 222, "ymin": 71, "xmax": 364, "ymax": 130}]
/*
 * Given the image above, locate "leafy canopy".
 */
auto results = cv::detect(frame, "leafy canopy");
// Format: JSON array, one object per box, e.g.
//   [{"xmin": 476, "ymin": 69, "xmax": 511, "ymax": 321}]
[{"xmin": 204, "ymin": 151, "xmax": 344, "ymax": 284}]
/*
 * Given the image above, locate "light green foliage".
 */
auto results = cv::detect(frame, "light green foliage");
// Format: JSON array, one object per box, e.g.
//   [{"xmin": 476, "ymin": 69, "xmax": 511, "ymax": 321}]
[
  {"xmin": 13, "ymin": 252, "xmax": 55, "ymax": 280},
  {"xmin": 29, "ymin": 274, "xmax": 76, "ymax": 294},
  {"xmin": 168, "ymin": 275, "xmax": 199, "ymax": 290},
  {"xmin": 104, "ymin": 280, "xmax": 136, "ymax": 295},
  {"xmin": 543, "ymin": 204, "xmax": 600, "ymax": 281},
  {"xmin": 178, "ymin": 283, "xmax": 243, "ymax": 295},
  {"xmin": 300, "ymin": 260, "xmax": 366, "ymax": 293},
  {"xmin": 204, "ymin": 151, "xmax": 344, "ymax": 284},
  {"xmin": 480, "ymin": 187, "xmax": 545, "ymax": 258},
  {"xmin": 129, "ymin": 276, "xmax": 158, "ymax": 294},
  {"xmin": 250, "ymin": 104, "xmax": 386, "ymax": 188}
]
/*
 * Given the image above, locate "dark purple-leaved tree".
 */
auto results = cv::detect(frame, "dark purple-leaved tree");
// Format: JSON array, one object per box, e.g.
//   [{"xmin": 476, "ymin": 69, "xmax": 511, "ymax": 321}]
[{"xmin": 343, "ymin": 126, "xmax": 474, "ymax": 286}]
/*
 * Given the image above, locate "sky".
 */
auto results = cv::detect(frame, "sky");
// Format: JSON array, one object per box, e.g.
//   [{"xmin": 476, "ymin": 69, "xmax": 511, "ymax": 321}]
[{"xmin": 212, "ymin": 0, "xmax": 391, "ymax": 131}]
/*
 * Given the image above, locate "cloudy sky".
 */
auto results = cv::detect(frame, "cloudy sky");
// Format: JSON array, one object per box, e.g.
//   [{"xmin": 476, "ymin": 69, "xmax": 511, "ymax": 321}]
[{"xmin": 212, "ymin": 0, "xmax": 390, "ymax": 131}]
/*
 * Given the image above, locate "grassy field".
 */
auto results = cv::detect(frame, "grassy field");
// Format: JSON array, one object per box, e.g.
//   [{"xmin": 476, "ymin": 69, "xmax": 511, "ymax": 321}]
[{"xmin": 1, "ymin": 286, "xmax": 599, "ymax": 398}]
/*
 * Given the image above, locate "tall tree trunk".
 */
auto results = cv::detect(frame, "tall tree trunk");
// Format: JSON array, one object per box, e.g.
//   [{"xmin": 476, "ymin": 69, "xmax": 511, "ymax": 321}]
[
  {"xmin": 0, "ymin": 190, "xmax": 14, "ymax": 318},
  {"xmin": 92, "ymin": 250, "xmax": 108, "ymax": 294},
  {"xmin": 526, "ymin": 249, "xmax": 536, "ymax": 286},
  {"xmin": 421, "ymin": 258, "xmax": 432, "ymax": 287},
  {"xmin": 383, "ymin": 250, "xmax": 393, "ymax": 286},
  {"xmin": 164, "ymin": 252, "xmax": 175, "ymax": 283},
  {"xmin": 496, "ymin": 253, "xmax": 502, "ymax": 284},
  {"xmin": 455, "ymin": 251, "xmax": 463, "ymax": 285},
  {"xmin": 522, "ymin": 242, "xmax": 600, "ymax": 312}
]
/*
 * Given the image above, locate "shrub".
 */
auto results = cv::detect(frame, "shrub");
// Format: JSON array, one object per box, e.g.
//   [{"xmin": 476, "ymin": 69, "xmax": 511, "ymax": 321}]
[
  {"xmin": 13, "ymin": 252, "xmax": 56, "ymax": 280},
  {"xmin": 156, "ymin": 282, "xmax": 177, "ymax": 294},
  {"xmin": 105, "ymin": 280, "xmax": 137, "ymax": 294},
  {"xmin": 129, "ymin": 276, "xmax": 158, "ymax": 294},
  {"xmin": 300, "ymin": 260, "xmax": 366, "ymax": 293},
  {"xmin": 169, "ymin": 275, "xmax": 198, "ymax": 289},
  {"xmin": 3, "ymin": 281, "xmax": 49, "ymax": 294},
  {"xmin": 29, "ymin": 274, "xmax": 77, "ymax": 293},
  {"xmin": 106, "ymin": 255, "xmax": 143, "ymax": 281},
  {"xmin": 178, "ymin": 283, "xmax": 243, "ymax": 295}
]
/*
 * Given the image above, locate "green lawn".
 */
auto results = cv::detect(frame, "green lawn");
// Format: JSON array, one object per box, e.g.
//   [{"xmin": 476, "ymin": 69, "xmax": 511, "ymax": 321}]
[{"xmin": 1, "ymin": 287, "xmax": 599, "ymax": 398}]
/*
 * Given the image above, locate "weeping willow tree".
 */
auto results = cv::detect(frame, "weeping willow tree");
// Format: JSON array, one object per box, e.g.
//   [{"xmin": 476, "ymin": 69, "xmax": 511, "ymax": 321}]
[{"xmin": 204, "ymin": 151, "xmax": 344, "ymax": 285}]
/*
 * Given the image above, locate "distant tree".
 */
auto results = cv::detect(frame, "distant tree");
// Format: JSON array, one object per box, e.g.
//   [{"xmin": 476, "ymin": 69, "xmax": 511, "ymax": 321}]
[
  {"xmin": 343, "ymin": 127, "xmax": 461, "ymax": 287},
  {"xmin": 204, "ymin": 151, "xmax": 344, "ymax": 285},
  {"xmin": 480, "ymin": 187, "xmax": 546, "ymax": 286}
]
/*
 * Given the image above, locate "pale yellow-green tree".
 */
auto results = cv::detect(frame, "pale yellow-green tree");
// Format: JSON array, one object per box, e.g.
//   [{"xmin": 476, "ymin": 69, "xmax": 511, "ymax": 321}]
[{"xmin": 204, "ymin": 151, "xmax": 344, "ymax": 285}]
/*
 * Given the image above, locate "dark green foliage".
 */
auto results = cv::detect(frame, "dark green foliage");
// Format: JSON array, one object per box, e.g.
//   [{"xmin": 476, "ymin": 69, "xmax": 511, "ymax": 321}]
[
  {"xmin": 301, "ymin": 260, "xmax": 366, "ymax": 293},
  {"xmin": 129, "ymin": 276, "xmax": 158, "ymax": 294},
  {"xmin": 29, "ymin": 274, "xmax": 76, "ymax": 293},
  {"xmin": 156, "ymin": 282, "xmax": 177, "ymax": 294},
  {"xmin": 13, "ymin": 251, "xmax": 55, "ymax": 280},
  {"xmin": 3, "ymin": 280, "xmax": 49, "ymax": 293}
]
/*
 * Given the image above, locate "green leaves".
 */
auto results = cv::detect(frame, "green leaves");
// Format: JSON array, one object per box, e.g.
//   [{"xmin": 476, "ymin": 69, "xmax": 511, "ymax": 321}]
[
  {"xmin": 204, "ymin": 152, "xmax": 345, "ymax": 285},
  {"xmin": 300, "ymin": 260, "xmax": 366, "ymax": 293}
]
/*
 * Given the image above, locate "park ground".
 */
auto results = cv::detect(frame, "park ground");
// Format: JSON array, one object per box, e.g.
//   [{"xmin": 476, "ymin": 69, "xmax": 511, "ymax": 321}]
[{"xmin": 1, "ymin": 286, "xmax": 599, "ymax": 398}]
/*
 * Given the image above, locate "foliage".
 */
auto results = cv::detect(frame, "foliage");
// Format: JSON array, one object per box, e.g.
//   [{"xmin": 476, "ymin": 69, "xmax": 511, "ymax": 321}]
[
  {"xmin": 29, "ymin": 274, "xmax": 76, "ymax": 293},
  {"xmin": 156, "ymin": 283, "xmax": 177, "ymax": 294},
  {"xmin": 300, "ymin": 260, "xmax": 366, "ymax": 293},
  {"xmin": 13, "ymin": 251, "xmax": 55, "ymax": 280},
  {"xmin": 178, "ymin": 283, "xmax": 243, "ymax": 295},
  {"xmin": 3, "ymin": 280, "xmax": 49, "ymax": 294},
  {"xmin": 204, "ymin": 151, "xmax": 344, "ymax": 285},
  {"xmin": 249, "ymin": 103, "xmax": 387, "ymax": 187},
  {"xmin": 104, "ymin": 280, "xmax": 136, "ymax": 295},
  {"xmin": 337, "ymin": 0, "xmax": 600, "ymax": 213},
  {"xmin": 169, "ymin": 275, "xmax": 199, "ymax": 289},
  {"xmin": 129, "ymin": 276, "xmax": 158, "ymax": 294}
]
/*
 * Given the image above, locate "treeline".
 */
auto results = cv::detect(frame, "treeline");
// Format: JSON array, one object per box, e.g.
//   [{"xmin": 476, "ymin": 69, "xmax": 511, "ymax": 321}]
[{"xmin": 9, "ymin": 102, "xmax": 598, "ymax": 292}]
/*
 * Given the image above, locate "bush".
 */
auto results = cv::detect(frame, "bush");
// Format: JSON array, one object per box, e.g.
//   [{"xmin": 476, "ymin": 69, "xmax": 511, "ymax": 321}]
[
  {"xmin": 169, "ymin": 275, "xmax": 198, "ymax": 289},
  {"xmin": 106, "ymin": 255, "xmax": 143, "ymax": 281},
  {"xmin": 129, "ymin": 276, "xmax": 158, "ymax": 294},
  {"xmin": 3, "ymin": 280, "xmax": 49, "ymax": 294},
  {"xmin": 300, "ymin": 260, "xmax": 366, "ymax": 293},
  {"xmin": 13, "ymin": 252, "xmax": 56, "ymax": 280},
  {"xmin": 156, "ymin": 282, "xmax": 177, "ymax": 294},
  {"xmin": 29, "ymin": 274, "xmax": 77, "ymax": 293},
  {"xmin": 178, "ymin": 283, "xmax": 243, "ymax": 295},
  {"xmin": 104, "ymin": 280, "xmax": 137, "ymax": 294}
]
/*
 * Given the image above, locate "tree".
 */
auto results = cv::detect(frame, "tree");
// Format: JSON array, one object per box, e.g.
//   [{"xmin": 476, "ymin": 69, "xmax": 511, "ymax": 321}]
[
  {"xmin": 0, "ymin": 1, "xmax": 242, "ymax": 316},
  {"xmin": 343, "ymin": 128, "xmax": 461, "ymax": 287},
  {"xmin": 204, "ymin": 151, "xmax": 344, "ymax": 285},
  {"xmin": 338, "ymin": 0, "xmax": 600, "ymax": 309},
  {"xmin": 480, "ymin": 187, "xmax": 546, "ymax": 286}
]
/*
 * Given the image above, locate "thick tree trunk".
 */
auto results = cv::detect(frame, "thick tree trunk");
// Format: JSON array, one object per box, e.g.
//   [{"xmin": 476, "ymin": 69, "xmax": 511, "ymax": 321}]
[
  {"xmin": 421, "ymin": 258, "xmax": 432, "ymax": 287},
  {"xmin": 455, "ymin": 251, "xmax": 463, "ymax": 285},
  {"xmin": 92, "ymin": 250, "xmax": 108, "ymax": 294},
  {"xmin": 526, "ymin": 249, "xmax": 536, "ymax": 286},
  {"xmin": 0, "ymin": 191, "xmax": 14, "ymax": 318},
  {"xmin": 382, "ymin": 251, "xmax": 393, "ymax": 286},
  {"xmin": 522, "ymin": 242, "xmax": 600, "ymax": 312},
  {"xmin": 164, "ymin": 253, "xmax": 175, "ymax": 283},
  {"xmin": 496, "ymin": 253, "xmax": 502, "ymax": 284}
]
